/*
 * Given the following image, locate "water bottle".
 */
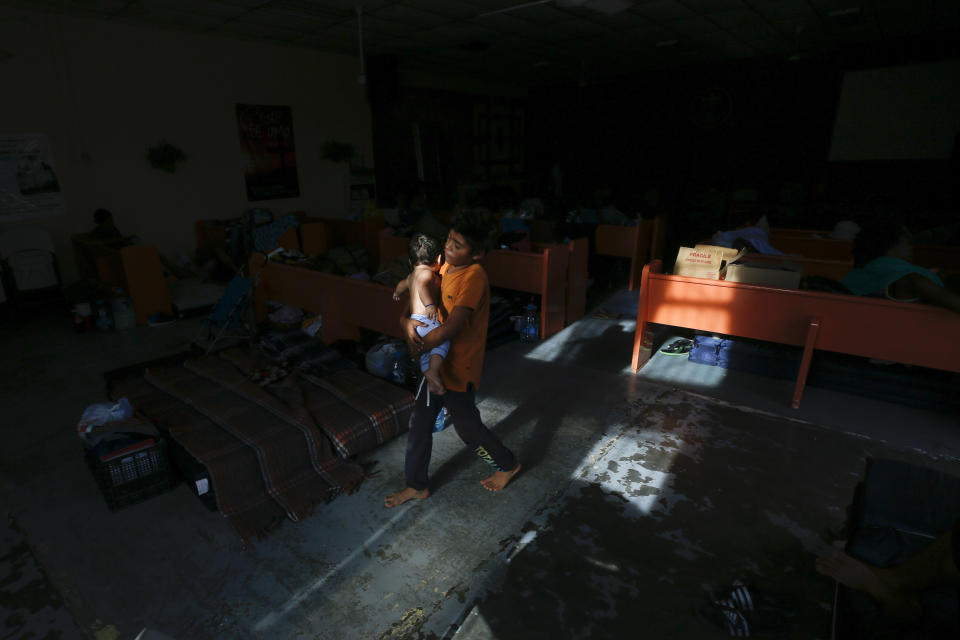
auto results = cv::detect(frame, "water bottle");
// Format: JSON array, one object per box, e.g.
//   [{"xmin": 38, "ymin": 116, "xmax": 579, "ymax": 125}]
[
  {"xmin": 110, "ymin": 294, "xmax": 136, "ymax": 330},
  {"xmin": 94, "ymin": 299, "xmax": 114, "ymax": 332},
  {"xmin": 391, "ymin": 349, "xmax": 405, "ymax": 384},
  {"xmin": 520, "ymin": 304, "xmax": 538, "ymax": 343}
]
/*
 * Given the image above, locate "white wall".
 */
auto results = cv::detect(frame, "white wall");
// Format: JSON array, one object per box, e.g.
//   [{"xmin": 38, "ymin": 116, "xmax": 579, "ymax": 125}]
[
  {"xmin": 829, "ymin": 60, "xmax": 960, "ymax": 162},
  {"xmin": 0, "ymin": 7, "xmax": 373, "ymax": 281}
]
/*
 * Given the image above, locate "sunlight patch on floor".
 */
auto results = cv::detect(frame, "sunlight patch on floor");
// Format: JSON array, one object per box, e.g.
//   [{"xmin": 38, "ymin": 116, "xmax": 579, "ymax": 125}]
[{"xmin": 524, "ymin": 319, "xmax": 635, "ymax": 364}]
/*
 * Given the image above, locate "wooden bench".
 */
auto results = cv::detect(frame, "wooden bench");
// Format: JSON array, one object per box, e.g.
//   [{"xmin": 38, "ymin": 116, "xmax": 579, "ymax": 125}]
[
  {"xmin": 379, "ymin": 230, "xmax": 586, "ymax": 338},
  {"xmin": 767, "ymin": 230, "xmax": 853, "ymax": 261},
  {"xmin": 298, "ymin": 217, "xmax": 385, "ymax": 264},
  {"xmin": 738, "ymin": 252, "xmax": 853, "ymax": 282},
  {"xmin": 250, "ymin": 253, "xmax": 404, "ymax": 344},
  {"xmin": 250, "ymin": 236, "xmax": 579, "ymax": 342},
  {"xmin": 594, "ymin": 216, "xmax": 665, "ymax": 290},
  {"xmin": 72, "ymin": 235, "xmax": 173, "ymax": 325},
  {"xmin": 766, "ymin": 228, "xmax": 959, "ymax": 280},
  {"xmin": 630, "ymin": 259, "xmax": 960, "ymax": 408}
]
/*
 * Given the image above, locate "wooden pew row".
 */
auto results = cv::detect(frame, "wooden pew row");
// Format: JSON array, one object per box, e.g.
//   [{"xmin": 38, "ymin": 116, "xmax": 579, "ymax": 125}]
[
  {"xmin": 379, "ymin": 230, "xmax": 586, "ymax": 337},
  {"xmin": 768, "ymin": 228, "xmax": 960, "ymax": 273},
  {"xmin": 738, "ymin": 252, "xmax": 853, "ymax": 282},
  {"xmin": 767, "ymin": 231, "xmax": 853, "ymax": 261},
  {"xmin": 250, "ymin": 254, "xmax": 405, "ymax": 344},
  {"xmin": 299, "ymin": 216, "xmax": 385, "ymax": 266},
  {"xmin": 250, "ymin": 239, "xmax": 575, "ymax": 343},
  {"xmin": 482, "ymin": 245, "xmax": 570, "ymax": 339},
  {"xmin": 594, "ymin": 216, "xmax": 665, "ymax": 290},
  {"xmin": 630, "ymin": 259, "xmax": 960, "ymax": 409}
]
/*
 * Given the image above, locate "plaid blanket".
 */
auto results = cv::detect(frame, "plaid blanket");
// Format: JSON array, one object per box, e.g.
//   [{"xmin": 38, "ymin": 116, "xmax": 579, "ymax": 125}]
[
  {"xmin": 111, "ymin": 375, "xmax": 287, "ymax": 544},
  {"xmin": 222, "ymin": 345, "xmax": 414, "ymax": 458},
  {"xmin": 304, "ymin": 369, "xmax": 414, "ymax": 457},
  {"xmin": 145, "ymin": 359, "xmax": 359, "ymax": 523},
  {"xmin": 108, "ymin": 344, "xmax": 412, "ymax": 544}
]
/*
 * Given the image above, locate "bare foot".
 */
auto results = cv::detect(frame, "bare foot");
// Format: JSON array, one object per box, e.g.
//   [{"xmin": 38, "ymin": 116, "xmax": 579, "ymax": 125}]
[
  {"xmin": 481, "ymin": 463, "xmax": 522, "ymax": 492},
  {"xmin": 423, "ymin": 369, "xmax": 446, "ymax": 395},
  {"xmin": 816, "ymin": 549, "xmax": 921, "ymax": 619},
  {"xmin": 384, "ymin": 487, "xmax": 430, "ymax": 508}
]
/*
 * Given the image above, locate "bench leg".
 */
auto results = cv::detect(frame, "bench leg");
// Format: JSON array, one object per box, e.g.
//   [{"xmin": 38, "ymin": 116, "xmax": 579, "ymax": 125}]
[{"xmin": 792, "ymin": 318, "xmax": 821, "ymax": 409}]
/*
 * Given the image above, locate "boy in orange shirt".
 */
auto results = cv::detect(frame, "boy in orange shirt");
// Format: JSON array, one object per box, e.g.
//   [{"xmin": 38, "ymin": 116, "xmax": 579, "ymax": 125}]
[{"xmin": 385, "ymin": 211, "xmax": 521, "ymax": 508}]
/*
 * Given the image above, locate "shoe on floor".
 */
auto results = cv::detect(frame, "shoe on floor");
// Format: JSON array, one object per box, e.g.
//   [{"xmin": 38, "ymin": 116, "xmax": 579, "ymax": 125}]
[{"xmin": 659, "ymin": 339, "xmax": 692, "ymax": 355}]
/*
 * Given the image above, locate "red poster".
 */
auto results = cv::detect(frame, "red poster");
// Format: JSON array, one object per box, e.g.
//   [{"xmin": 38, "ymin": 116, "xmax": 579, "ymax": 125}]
[{"xmin": 236, "ymin": 104, "xmax": 299, "ymax": 201}]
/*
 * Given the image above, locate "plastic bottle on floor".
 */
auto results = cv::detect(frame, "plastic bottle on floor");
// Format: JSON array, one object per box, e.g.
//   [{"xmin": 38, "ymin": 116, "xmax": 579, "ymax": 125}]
[
  {"xmin": 110, "ymin": 295, "xmax": 136, "ymax": 330},
  {"xmin": 94, "ymin": 299, "xmax": 114, "ymax": 331},
  {"xmin": 520, "ymin": 304, "xmax": 539, "ymax": 343}
]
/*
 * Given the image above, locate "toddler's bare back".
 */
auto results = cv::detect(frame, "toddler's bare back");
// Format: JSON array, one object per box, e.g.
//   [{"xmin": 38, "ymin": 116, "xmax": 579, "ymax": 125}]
[{"xmin": 409, "ymin": 267, "xmax": 440, "ymax": 316}]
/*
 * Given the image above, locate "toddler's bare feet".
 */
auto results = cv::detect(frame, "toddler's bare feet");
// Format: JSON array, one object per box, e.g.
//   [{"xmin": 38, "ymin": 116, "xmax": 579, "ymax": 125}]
[
  {"xmin": 384, "ymin": 487, "xmax": 430, "ymax": 508},
  {"xmin": 481, "ymin": 463, "xmax": 522, "ymax": 492},
  {"xmin": 423, "ymin": 369, "xmax": 445, "ymax": 395}
]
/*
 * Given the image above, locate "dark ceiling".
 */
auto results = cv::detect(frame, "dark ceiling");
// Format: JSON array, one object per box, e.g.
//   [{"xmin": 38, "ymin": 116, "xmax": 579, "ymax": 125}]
[{"xmin": 3, "ymin": 1, "xmax": 959, "ymax": 84}]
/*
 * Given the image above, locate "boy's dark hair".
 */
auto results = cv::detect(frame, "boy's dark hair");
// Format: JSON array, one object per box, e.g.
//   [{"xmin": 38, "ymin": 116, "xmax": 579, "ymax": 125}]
[
  {"xmin": 853, "ymin": 214, "xmax": 909, "ymax": 267},
  {"xmin": 94, "ymin": 208, "xmax": 113, "ymax": 224},
  {"xmin": 450, "ymin": 209, "xmax": 497, "ymax": 255},
  {"xmin": 408, "ymin": 233, "xmax": 442, "ymax": 267}
]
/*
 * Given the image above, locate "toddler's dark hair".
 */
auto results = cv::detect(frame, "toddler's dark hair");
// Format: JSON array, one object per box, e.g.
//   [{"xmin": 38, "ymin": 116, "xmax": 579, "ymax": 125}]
[
  {"xmin": 408, "ymin": 233, "xmax": 442, "ymax": 267},
  {"xmin": 94, "ymin": 208, "xmax": 114, "ymax": 224},
  {"xmin": 450, "ymin": 209, "xmax": 497, "ymax": 254}
]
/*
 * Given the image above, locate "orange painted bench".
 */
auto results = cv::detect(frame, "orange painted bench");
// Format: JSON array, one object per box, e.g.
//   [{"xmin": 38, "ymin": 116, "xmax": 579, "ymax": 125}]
[
  {"xmin": 250, "ymin": 253, "xmax": 405, "ymax": 344},
  {"xmin": 481, "ymin": 244, "xmax": 571, "ymax": 338},
  {"xmin": 378, "ymin": 229, "xmax": 587, "ymax": 337},
  {"xmin": 630, "ymin": 259, "xmax": 960, "ymax": 408},
  {"xmin": 298, "ymin": 217, "xmax": 385, "ymax": 259},
  {"xmin": 72, "ymin": 236, "xmax": 173, "ymax": 325},
  {"xmin": 594, "ymin": 216, "xmax": 665, "ymax": 290}
]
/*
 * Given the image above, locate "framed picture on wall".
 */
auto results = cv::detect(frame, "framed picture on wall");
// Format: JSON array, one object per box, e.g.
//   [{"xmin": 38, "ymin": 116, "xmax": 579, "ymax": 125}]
[
  {"xmin": 236, "ymin": 104, "xmax": 300, "ymax": 201},
  {"xmin": 0, "ymin": 133, "xmax": 65, "ymax": 222}
]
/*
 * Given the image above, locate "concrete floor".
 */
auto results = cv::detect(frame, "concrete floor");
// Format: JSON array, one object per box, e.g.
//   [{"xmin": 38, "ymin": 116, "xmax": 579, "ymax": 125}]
[{"xmin": 1, "ymin": 291, "xmax": 958, "ymax": 639}]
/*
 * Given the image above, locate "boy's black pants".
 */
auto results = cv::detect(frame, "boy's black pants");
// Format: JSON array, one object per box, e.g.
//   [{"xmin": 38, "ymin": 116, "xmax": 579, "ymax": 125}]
[{"xmin": 404, "ymin": 383, "xmax": 516, "ymax": 491}]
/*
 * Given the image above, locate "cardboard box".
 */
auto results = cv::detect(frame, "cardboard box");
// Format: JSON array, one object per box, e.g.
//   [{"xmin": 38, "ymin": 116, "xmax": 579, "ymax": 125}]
[
  {"xmin": 674, "ymin": 245, "xmax": 745, "ymax": 279},
  {"xmin": 725, "ymin": 261, "xmax": 803, "ymax": 289}
]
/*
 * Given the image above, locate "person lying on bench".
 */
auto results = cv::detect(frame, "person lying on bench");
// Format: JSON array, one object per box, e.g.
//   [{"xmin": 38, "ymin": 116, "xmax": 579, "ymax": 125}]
[{"xmin": 843, "ymin": 216, "xmax": 960, "ymax": 313}]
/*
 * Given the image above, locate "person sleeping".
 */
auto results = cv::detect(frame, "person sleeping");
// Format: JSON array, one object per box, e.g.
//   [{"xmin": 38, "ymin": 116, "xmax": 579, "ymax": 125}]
[{"xmin": 843, "ymin": 215, "xmax": 960, "ymax": 313}]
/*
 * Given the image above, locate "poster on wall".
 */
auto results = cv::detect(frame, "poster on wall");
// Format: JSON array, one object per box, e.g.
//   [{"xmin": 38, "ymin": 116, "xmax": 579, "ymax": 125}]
[
  {"xmin": 236, "ymin": 104, "xmax": 300, "ymax": 201},
  {"xmin": 0, "ymin": 133, "xmax": 65, "ymax": 222}
]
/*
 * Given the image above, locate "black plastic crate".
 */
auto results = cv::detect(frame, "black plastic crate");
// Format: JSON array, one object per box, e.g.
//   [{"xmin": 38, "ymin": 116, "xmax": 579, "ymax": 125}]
[{"xmin": 85, "ymin": 438, "xmax": 178, "ymax": 510}]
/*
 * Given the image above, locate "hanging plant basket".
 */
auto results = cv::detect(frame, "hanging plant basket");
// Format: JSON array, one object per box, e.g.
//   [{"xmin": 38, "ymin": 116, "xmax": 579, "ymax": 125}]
[{"xmin": 146, "ymin": 142, "xmax": 186, "ymax": 173}]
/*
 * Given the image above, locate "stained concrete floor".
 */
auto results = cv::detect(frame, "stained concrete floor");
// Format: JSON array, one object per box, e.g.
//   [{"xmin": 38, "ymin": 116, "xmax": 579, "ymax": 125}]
[{"xmin": 1, "ymin": 290, "xmax": 958, "ymax": 639}]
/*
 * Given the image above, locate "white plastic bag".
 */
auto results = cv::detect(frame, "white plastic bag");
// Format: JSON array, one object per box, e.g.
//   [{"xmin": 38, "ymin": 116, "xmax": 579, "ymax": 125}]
[
  {"xmin": 77, "ymin": 397, "xmax": 134, "ymax": 435},
  {"xmin": 365, "ymin": 341, "xmax": 401, "ymax": 379}
]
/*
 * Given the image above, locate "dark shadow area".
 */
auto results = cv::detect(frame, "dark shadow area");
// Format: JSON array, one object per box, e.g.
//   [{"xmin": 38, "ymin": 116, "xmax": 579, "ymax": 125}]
[{"xmin": 463, "ymin": 395, "xmax": 960, "ymax": 640}]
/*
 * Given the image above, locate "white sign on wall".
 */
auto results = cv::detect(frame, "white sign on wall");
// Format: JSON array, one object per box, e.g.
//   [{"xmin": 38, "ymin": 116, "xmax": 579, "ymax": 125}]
[{"xmin": 0, "ymin": 134, "xmax": 65, "ymax": 222}]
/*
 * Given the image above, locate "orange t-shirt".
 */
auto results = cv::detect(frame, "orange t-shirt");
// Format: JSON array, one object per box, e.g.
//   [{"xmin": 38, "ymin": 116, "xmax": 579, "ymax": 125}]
[{"xmin": 438, "ymin": 262, "xmax": 489, "ymax": 392}]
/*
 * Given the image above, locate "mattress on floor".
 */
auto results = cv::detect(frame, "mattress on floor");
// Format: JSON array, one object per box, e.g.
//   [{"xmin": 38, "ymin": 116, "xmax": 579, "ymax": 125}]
[{"xmin": 109, "ymin": 344, "xmax": 414, "ymax": 545}]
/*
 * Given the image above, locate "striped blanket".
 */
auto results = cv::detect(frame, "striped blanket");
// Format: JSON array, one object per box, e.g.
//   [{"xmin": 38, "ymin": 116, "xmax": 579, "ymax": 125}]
[{"xmin": 111, "ymin": 346, "xmax": 414, "ymax": 545}]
